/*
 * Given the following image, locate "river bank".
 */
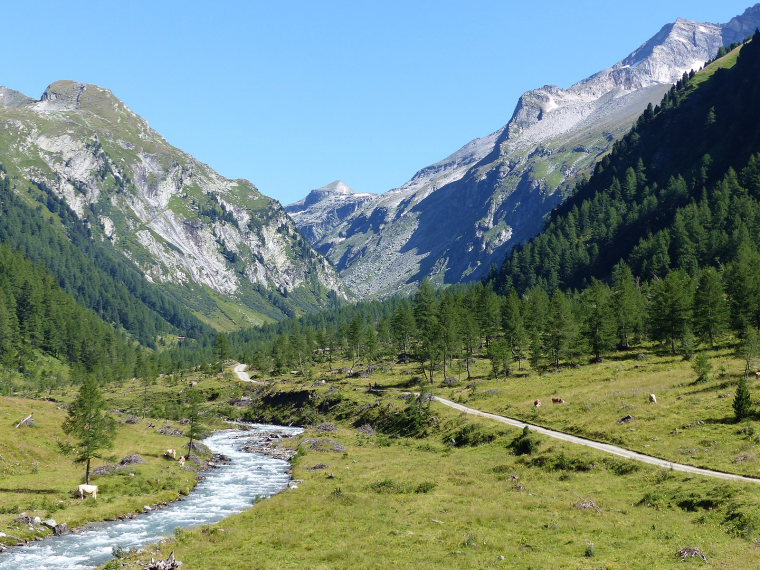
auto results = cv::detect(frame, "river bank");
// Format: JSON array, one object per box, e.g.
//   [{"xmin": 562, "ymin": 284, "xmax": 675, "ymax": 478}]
[{"xmin": 0, "ymin": 424, "xmax": 302, "ymax": 570}]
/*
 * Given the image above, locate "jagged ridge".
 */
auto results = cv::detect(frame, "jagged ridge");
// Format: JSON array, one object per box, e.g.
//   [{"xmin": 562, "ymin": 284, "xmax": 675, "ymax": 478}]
[
  {"xmin": 288, "ymin": 4, "xmax": 760, "ymax": 299},
  {"xmin": 0, "ymin": 80, "xmax": 345, "ymax": 330}
]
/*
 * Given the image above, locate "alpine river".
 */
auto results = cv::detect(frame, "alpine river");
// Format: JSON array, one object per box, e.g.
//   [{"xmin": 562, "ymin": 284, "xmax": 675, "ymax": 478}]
[{"xmin": 0, "ymin": 424, "xmax": 303, "ymax": 570}]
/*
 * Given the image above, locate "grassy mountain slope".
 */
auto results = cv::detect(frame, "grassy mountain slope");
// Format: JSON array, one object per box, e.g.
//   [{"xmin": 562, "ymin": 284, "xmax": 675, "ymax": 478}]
[{"xmin": 0, "ymin": 81, "xmax": 344, "ymax": 333}]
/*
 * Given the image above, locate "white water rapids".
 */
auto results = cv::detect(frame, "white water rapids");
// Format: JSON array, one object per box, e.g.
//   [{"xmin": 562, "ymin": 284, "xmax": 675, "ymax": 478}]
[{"xmin": 0, "ymin": 425, "xmax": 302, "ymax": 570}]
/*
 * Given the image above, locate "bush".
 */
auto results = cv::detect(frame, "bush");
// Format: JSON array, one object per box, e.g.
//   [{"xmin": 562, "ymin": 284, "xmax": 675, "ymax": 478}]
[
  {"xmin": 509, "ymin": 426, "xmax": 540, "ymax": 455},
  {"xmin": 448, "ymin": 424, "xmax": 496, "ymax": 447},
  {"xmin": 529, "ymin": 451, "xmax": 596, "ymax": 472}
]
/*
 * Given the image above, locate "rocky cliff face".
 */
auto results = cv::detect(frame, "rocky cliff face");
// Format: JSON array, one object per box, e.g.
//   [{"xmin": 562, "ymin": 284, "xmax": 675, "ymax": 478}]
[
  {"xmin": 0, "ymin": 80, "xmax": 344, "ymax": 328},
  {"xmin": 289, "ymin": 4, "xmax": 760, "ymax": 298},
  {"xmin": 285, "ymin": 181, "xmax": 375, "ymax": 244}
]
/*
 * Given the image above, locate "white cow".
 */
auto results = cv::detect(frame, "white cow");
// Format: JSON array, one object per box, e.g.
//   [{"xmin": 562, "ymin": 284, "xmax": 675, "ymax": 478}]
[
  {"xmin": 178, "ymin": 455, "xmax": 186, "ymax": 467},
  {"xmin": 78, "ymin": 484, "xmax": 98, "ymax": 499},
  {"xmin": 165, "ymin": 448, "xmax": 177, "ymax": 459},
  {"xmin": 649, "ymin": 393, "xmax": 657, "ymax": 404}
]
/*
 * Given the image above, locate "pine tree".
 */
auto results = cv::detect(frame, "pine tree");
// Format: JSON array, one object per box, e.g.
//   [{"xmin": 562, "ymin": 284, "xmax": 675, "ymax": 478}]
[
  {"xmin": 390, "ymin": 302, "xmax": 416, "ymax": 360},
  {"xmin": 546, "ymin": 291, "xmax": 577, "ymax": 368},
  {"xmin": 185, "ymin": 389, "xmax": 205, "ymax": 458},
  {"xmin": 648, "ymin": 270, "xmax": 693, "ymax": 354},
  {"xmin": 692, "ymin": 352, "xmax": 712, "ymax": 383},
  {"xmin": 581, "ymin": 279, "xmax": 617, "ymax": 361},
  {"xmin": 725, "ymin": 242, "xmax": 760, "ymax": 332},
  {"xmin": 737, "ymin": 327, "xmax": 760, "ymax": 380},
  {"xmin": 413, "ymin": 279, "xmax": 440, "ymax": 382},
  {"xmin": 612, "ymin": 263, "xmax": 645, "ymax": 348},
  {"xmin": 734, "ymin": 375, "xmax": 752, "ymax": 421},
  {"xmin": 487, "ymin": 338, "xmax": 511, "ymax": 379},
  {"xmin": 62, "ymin": 376, "xmax": 116, "ymax": 484},
  {"xmin": 693, "ymin": 267, "xmax": 729, "ymax": 347}
]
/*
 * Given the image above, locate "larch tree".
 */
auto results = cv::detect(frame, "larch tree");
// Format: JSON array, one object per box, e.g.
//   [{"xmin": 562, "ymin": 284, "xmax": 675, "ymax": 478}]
[{"xmin": 62, "ymin": 375, "xmax": 116, "ymax": 484}]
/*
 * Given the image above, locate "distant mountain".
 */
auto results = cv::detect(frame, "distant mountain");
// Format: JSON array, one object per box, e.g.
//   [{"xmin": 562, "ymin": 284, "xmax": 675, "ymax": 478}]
[
  {"xmin": 0, "ymin": 81, "xmax": 345, "ymax": 332},
  {"xmin": 496, "ymin": 32, "xmax": 760, "ymax": 292},
  {"xmin": 285, "ymin": 181, "xmax": 375, "ymax": 243},
  {"xmin": 288, "ymin": 4, "xmax": 760, "ymax": 298}
]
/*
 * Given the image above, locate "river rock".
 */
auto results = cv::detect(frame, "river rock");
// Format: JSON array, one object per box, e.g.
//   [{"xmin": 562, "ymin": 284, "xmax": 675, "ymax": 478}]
[
  {"xmin": 42, "ymin": 519, "xmax": 57, "ymax": 529},
  {"xmin": 188, "ymin": 441, "xmax": 210, "ymax": 454},
  {"xmin": 53, "ymin": 523, "xmax": 68, "ymax": 536}
]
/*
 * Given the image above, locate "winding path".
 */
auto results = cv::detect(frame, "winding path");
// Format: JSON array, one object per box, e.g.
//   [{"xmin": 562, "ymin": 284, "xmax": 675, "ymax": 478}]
[
  {"xmin": 233, "ymin": 363, "xmax": 264, "ymax": 384},
  {"xmin": 433, "ymin": 396, "xmax": 760, "ymax": 485}
]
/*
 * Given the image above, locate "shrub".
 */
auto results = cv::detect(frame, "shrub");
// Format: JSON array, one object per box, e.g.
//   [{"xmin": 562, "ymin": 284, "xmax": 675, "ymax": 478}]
[
  {"xmin": 509, "ymin": 426, "xmax": 540, "ymax": 455},
  {"xmin": 448, "ymin": 424, "xmax": 496, "ymax": 447},
  {"xmin": 414, "ymin": 481, "xmax": 437, "ymax": 494}
]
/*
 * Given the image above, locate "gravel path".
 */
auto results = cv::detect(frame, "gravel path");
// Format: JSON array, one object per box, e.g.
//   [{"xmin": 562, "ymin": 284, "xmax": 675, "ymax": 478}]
[
  {"xmin": 233, "ymin": 363, "xmax": 265, "ymax": 384},
  {"xmin": 433, "ymin": 396, "xmax": 760, "ymax": 484}
]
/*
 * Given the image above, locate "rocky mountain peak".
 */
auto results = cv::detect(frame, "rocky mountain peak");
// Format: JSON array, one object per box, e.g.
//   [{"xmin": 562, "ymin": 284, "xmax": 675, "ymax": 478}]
[
  {"xmin": 320, "ymin": 180, "xmax": 355, "ymax": 194},
  {"xmin": 289, "ymin": 4, "xmax": 760, "ymax": 299},
  {"xmin": 0, "ymin": 86, "xmax": 34, "ymax": 108},
  {"xmin": 723, "ymin": 3, "xmax": 760, "ymax": 44}
]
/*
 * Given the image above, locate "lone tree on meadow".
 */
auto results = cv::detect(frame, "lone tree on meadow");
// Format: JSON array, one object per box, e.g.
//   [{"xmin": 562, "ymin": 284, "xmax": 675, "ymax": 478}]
[
  {"xmin": 185, "ymin": 389, "xmax": 205, "ymax": 456},
  {"xmin": 734, "ymin": 375, "xmax": 752, "ymax": 422},
  {"xmin": 62, "ymin": 375, "xmax": 116, "ymax": 484}
]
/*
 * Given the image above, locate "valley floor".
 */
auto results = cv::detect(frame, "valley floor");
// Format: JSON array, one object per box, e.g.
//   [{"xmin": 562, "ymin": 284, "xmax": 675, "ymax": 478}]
[{"xmin": 107, "ymin": 347, "xmax": 760, "ymax": 569}]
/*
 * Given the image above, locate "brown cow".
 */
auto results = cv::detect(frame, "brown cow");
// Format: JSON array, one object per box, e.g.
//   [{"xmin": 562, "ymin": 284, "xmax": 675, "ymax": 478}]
[
  {"xmin": 551, "ymin": 397, "xmax": 565, "ymax": 404},
  {"xmin": 533, "ymin": 399, "xmax": 542, "ymax": 407}
]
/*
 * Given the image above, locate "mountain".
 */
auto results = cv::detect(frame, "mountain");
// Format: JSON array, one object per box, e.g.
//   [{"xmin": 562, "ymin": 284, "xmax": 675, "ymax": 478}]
[
  {"xmin": 285, "ymin": 181, "xmax": 375, "ymax": 243},
  {"xmin": 288, "ymin": 4, "xmax": 760, "ymax": 298},
  {"xmin": 496, "ymin": 32, "xmax": 760, "ymax": 293},
  {"xmin": 0, "ymin": 81, "xmax": 345, "ymax": 332}
]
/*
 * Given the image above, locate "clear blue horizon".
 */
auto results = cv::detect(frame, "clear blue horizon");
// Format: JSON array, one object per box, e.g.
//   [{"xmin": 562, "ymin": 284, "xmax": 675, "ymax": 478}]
[{"xmin": 1, "ymin": 1, "xmax": 755, "ymax": 204}]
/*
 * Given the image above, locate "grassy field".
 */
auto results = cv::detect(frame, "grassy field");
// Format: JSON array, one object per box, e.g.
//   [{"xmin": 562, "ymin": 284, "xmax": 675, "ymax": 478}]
[
  {"xmin": 95, "ymin": 346, "xmax": 760, "ymax": 569},
  {"xmin": 109, "ymin": 421, "xmax": 760, "ymax": 569},
  {"xmin": 0, "ymin": 396, "xmax": 205, "ymax": 546}
]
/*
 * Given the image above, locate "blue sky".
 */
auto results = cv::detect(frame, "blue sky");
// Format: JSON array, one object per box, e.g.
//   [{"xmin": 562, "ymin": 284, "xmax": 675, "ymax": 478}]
[{"xmin": 1, "ymin": 1, "xmax": 755, "ymax": 204}]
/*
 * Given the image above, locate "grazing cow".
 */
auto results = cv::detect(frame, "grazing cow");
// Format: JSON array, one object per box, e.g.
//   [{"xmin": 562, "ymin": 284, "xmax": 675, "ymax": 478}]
[
  {"xmin": 78, "ymin": 484, "xmax": 98, "ymax": 499},
  {"xmin": 755, "ymin": 371, "xmax": 760, "ymax": 378},
  {"xmin": 533, "ymin": 399, "xmax": 542, "ymax": 407},
  {"xmin": 551, "ymin": 397, "xmax": 565, "ymax": 404},
  {"xmin": 165, "ymin": 449, "xmax": 177, "ymax": 459},
  {"xmin": 178, "ymin": 455, "xmax": 186, "ymax": 467},
  {"xmin": 649, "ymin": 393, "xmax": 657, "ymax": 404}
]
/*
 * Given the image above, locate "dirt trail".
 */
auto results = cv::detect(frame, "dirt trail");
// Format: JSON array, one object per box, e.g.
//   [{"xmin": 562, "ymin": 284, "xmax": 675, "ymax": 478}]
[
  {"xmin": 233, "ymin": 363, "xmax": 265, "ymax": 385},
  {"xmin": 433, "ymin": 396, "xmax": 760, "ymax": 484}
]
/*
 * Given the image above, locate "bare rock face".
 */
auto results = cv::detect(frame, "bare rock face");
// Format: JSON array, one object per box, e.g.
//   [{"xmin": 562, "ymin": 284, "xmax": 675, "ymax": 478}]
[
  {"xmin": 0, "ymin": 80, "xmax": 345, "ymax": 327},
  {"xmin": 288, "ymin": 6, "xmax": 760, "ymax": 298},
  {"xmin": 285, "ymin": 181, "xmax": 376, "ymax": 244}
]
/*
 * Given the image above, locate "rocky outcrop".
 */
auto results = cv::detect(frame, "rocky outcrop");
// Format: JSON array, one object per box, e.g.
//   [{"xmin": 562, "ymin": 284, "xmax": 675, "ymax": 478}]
[
  {"xmin": 0, "ymin": 81, "xmax": 345, "ymax": 327},
  {"xmin": 288, "ymin": 5, "xmax": 760, "ymax": 298},
  {"xmin": 285, "ymin": 181, "xmax": 376, "ymax": 243}
]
